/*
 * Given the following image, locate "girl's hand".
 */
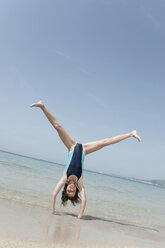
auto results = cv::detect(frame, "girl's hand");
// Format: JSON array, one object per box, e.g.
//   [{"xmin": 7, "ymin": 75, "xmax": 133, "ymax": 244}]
[
  {"xmin": 77, "ymin": 214, "xmax": 82, "ymax": 219},
  {"xmin": 51, "ymin": 209, "xmax": 55, "ymax": 215}
]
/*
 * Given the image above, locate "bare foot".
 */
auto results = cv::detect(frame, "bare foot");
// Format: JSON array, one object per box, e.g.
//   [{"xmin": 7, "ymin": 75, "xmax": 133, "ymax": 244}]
[
  {"xmin": 29, "ymin": 100, "xmax": 44, "ymax": 108},
  {"xmin": 130, "ymin": 130, "xmax": 141, "ymax": 142}
]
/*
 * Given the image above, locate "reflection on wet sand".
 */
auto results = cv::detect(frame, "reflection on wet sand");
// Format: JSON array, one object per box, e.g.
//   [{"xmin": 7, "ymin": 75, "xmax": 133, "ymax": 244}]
[
  {"xmin": 42, "ymin": 210, "xmax": 162, "ymax": 247},
  {"xmin": 43, "ymin": 212, "xmax": 82, "ymax": 245}
]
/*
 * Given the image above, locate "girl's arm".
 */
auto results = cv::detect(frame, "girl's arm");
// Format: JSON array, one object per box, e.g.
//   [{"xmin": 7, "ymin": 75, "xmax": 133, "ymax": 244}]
[
  {"xmin": 51, "ymin": 171, "xmax": 67, "ymax": 214},
  {"xmin": 77, "ymin": 178, "xmax": 86, "ymax": 219}
]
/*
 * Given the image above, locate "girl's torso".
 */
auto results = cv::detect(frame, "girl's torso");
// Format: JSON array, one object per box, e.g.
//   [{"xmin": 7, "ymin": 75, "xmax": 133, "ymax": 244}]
[{"xmin": 64, "ymin": 143, "xmax": 85, "ymax": 187}]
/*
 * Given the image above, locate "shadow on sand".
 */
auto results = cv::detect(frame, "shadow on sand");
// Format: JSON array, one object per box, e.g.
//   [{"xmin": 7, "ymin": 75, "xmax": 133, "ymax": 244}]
[{"xmin": 55, "ymin": 211, "xmax": 159, "ymax": 233}]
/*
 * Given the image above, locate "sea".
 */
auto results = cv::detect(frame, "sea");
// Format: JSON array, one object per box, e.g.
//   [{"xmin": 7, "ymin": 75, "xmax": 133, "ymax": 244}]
[{"xmin": 0, "ymin": 149, "xmax": 165, "ymax": 228}]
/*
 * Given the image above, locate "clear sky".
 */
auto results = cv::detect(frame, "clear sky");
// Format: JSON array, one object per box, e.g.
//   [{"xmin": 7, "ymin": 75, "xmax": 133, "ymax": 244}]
[{"xmin": 0, "ymin": 0, "xmax": 165, "ymax": 180}]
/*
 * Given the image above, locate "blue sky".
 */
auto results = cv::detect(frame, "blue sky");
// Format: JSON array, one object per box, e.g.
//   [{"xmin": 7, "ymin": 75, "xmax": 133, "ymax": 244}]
[{"xmin": 0, "ymin": 0, "xmax": 165, "ymax": 180}]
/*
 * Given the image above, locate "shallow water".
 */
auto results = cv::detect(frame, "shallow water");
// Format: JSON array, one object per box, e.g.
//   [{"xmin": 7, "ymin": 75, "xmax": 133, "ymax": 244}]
[{"xmin": 0, "ymin": 150, "xmax": 165, "ymax": 227}]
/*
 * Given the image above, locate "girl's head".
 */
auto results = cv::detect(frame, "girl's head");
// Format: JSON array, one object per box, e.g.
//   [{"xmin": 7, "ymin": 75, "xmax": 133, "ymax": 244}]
[{"xmin": 61, "ymin": 183, "xmax": 81, "ymax": 206}]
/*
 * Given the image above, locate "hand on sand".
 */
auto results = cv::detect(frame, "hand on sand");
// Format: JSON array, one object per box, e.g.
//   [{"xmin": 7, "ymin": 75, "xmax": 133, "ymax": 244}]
[
  {"xmin": 77, "ymin": 214, "xmax": 82, "ymax": 219},
  {"xmin": 29, "ymin": 100, "xmax": 44, "ymax": 108},
  {"xmin": 51, "ymin": 210, "xmax": 55, "ymax": 215},
  {"xmin": 131, "ymin": 130, "xmax": 141, "ymax": 142}
]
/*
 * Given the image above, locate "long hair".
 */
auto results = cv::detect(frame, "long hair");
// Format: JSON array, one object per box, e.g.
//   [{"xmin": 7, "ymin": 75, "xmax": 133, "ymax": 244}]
[{"xmin": 61, "ymin": 184, "xmax": 81, "ymax": 206}]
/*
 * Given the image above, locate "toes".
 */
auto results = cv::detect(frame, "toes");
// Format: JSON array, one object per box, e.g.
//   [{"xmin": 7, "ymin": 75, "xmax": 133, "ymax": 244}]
[{"xmin": 30, "ymin": 103, "xmax": 37, "ymax": 108}]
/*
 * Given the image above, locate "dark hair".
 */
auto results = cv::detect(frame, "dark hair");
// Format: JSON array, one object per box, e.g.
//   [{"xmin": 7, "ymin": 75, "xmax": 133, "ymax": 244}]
[{"xmin": 61, "ymin": 184, "xmax": 81, "ymax": 206}]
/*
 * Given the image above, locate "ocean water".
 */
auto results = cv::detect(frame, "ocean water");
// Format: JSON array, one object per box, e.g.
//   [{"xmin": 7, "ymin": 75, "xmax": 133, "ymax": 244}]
[{"xmin": 0, "ymin": 150, "xmax": 165, "ymax": 228}]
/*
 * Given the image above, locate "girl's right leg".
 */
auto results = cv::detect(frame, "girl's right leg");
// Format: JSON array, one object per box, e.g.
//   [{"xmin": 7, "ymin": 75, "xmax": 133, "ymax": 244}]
[{"xmin": 30, "ymin": 101, "xmax": 77, "ymax": 151}]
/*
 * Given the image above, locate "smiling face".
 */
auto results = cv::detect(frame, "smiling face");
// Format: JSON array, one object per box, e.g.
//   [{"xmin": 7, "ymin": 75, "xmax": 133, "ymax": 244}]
[
  {"xmin": 66, "ymin": 182, "xmax": 77, "ymax": 198},
  {"xmin": 61, "ymin": 183, "xmax": 81, "ymax": 206}
]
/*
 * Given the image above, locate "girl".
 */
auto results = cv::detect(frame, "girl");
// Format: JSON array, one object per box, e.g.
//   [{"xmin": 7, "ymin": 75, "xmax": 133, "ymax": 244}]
[{"xmin": 30, "ymin": 101, "xmax": 141, "ymax": 219}]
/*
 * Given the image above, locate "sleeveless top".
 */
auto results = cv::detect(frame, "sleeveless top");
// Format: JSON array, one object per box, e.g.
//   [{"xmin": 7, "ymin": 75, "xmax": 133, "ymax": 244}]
[{"xmin": 65, "ymin": 143, "xmax": 85, "ymax": 182}]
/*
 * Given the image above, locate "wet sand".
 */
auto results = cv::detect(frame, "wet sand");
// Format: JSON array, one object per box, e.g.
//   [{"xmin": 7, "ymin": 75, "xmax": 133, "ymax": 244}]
[{"xmin": 0, "ymin": 198, "xmax": 165, "ymax": 248}]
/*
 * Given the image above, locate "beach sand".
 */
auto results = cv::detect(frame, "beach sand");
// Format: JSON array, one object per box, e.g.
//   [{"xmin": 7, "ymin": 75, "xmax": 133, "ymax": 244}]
[{"xmin": 0, "ymin": 198, "xmax": 165, "ymax": 248}]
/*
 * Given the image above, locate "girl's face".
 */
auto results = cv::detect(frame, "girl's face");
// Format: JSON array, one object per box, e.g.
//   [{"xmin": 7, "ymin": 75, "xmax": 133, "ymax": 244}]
[{"xmin": 66, "ymin": 183, "xmax": 76, "ymax": 198}]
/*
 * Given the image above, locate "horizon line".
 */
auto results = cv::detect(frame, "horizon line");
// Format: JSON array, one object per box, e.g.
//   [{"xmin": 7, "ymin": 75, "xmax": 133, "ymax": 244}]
[{"xmin": 0, "ymin": 149, "xmax": 164, "ymax": 186}]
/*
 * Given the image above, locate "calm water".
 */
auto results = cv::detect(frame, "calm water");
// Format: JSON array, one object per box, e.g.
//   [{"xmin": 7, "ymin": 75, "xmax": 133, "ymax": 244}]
[{"xmin": 0, "ymin": 150, "xmax": 165, "ymax": 227}]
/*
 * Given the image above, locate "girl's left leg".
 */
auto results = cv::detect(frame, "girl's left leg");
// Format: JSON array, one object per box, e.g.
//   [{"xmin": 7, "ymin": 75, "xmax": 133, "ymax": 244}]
[
  {"xmin": 83, "ymin": 130, "xmax": 141, "ymax": 156},
  {"xmin": 30, "ymin": 100, "xmax": 76, "ymax": 151}
]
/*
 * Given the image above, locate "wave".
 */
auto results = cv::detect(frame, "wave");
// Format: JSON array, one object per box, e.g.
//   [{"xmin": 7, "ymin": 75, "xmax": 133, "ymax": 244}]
[{"xmin": 0, "ymin": 160, "xmax": 34, "ymax": 170}]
